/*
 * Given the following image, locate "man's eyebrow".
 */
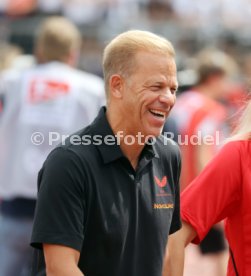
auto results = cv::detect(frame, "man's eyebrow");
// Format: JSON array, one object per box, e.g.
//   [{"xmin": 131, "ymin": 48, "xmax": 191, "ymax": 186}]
[
  {"xmin": 144, "ymin": 78, "xmax": 178, "ymax": 88},
  {"xmin": 144, "ymin": 80, "xmax": 165, "ymax": 86}
]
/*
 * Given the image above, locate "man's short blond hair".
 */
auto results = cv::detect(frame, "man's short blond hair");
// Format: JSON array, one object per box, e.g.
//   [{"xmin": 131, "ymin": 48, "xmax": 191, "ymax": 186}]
[
  {"xmin": 35, "ymin": 16, "xmax": 81, "ymax": 62},
  {"xmin": 103, "ymin": 30, "xmax": 175, "ymax": 97}
]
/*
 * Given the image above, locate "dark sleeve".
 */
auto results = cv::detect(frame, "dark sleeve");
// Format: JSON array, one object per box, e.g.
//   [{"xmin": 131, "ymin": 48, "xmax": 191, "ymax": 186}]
[
  {"xmin": 31, "ymin": 147, "xmax": 86, "ymax": 252},
  {"xmin": 169, "ymin": 144, "xmax": 182, "ymax": 234}
]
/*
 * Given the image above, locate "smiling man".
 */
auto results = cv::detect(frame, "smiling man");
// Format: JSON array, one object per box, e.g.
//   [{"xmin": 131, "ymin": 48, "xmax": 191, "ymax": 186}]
[{"xmin": 31, "ymin": 30, "xmax": 181, "ymax": 276}]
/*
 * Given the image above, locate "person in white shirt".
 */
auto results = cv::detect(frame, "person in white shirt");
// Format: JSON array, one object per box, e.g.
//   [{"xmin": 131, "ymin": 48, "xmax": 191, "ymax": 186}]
[{"xmin": 0, "ymin": 16, "xmax": 104, "ymax": 276}]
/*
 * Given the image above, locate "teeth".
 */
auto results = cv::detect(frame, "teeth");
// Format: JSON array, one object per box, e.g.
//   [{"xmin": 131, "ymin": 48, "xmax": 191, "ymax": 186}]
[{"xmin": 150, "ymin": 109, "xmax": 165, "ymax": 117}]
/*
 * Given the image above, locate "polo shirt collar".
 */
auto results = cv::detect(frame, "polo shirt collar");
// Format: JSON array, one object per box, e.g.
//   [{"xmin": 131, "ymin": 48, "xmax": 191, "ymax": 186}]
[
  {"xmin": 141, "ymin": 143, "xmax": 160, "ymax": 160},
  {"xmin": 91, "ymin": 107, "xmax": 159, "ymax": 164}
]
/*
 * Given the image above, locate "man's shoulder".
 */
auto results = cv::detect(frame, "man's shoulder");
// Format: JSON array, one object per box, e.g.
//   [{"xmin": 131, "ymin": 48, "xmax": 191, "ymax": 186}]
[
  {"xmin": 38, "ymin": 125, "xmax": 98, "ymax": 190},
  {"xmin": 56, "ymin": 124, "xmax": 97, "ymax": 158}
]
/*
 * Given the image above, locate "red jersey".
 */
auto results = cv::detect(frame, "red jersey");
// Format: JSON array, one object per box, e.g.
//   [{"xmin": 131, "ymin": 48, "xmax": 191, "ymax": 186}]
[
  {"xmin": 171, "ymin": 90, "xmax": 227, "ymax": 191},
  {"xmin": 181, "ymin": 139, "xmax": 251, "ymax": 275}
]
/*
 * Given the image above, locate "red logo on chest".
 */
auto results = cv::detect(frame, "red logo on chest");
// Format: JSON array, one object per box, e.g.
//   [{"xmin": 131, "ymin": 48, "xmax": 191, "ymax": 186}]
[
  {"xmin": 154, "ymin": 176, "xmax": 170, "ymax": 197},
  {"xmin": 154, "ymin": 176, "xmax": 167, "ymax": 188}
]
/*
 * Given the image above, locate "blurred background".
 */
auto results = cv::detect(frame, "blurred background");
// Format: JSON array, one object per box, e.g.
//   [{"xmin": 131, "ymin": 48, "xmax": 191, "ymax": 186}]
[
  {"xmin": 0, "ymin": 1, "xmax": 251, "ymax": 275},
  {"xmin": 0, "ymin": 0, "xmax": 251, "ymax": 82}
]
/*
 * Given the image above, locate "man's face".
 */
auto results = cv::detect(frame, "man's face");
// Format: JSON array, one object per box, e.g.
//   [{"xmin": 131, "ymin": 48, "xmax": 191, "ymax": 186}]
[{"xmin": 120, "ymin": 51, "xmax": 178, "ymax": 138}]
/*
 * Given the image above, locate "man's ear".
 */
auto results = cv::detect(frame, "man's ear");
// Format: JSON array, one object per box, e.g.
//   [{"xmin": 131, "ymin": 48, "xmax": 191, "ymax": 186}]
[{"xmin": 109, "ymin": 74, "xmax": 124, "ymax": 99}]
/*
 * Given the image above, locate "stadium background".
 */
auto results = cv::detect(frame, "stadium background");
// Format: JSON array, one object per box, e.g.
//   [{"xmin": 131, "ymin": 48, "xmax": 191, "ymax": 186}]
[{"xmin": 1, "ymin": 1, "xmax": 251, "ymax": 275}]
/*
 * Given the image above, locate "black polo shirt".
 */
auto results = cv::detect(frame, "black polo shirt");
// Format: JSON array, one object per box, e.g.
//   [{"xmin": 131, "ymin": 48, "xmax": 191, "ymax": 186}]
[{"xmin": 31, "ymin": 107, "xmax": 181, "ymax": 276}]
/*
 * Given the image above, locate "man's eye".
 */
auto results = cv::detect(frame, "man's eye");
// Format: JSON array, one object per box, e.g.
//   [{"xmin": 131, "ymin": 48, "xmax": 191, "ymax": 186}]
[{"xmin": 150, "ymin": 86, "xmax": 161, "ymax": 91}]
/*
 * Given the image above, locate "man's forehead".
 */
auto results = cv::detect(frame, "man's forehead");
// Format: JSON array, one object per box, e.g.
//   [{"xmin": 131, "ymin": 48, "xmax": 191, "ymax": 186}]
[
  {"xmin": 136, "ymin": 51, "xmax": 176, "ymax": 67},
  {"xmin": 144, "ymin": 75, "xmax": 178, "ymax": 85},
  {"xmin": 135, "ymin": 49, "xmax": 173, "ymax": 60}
]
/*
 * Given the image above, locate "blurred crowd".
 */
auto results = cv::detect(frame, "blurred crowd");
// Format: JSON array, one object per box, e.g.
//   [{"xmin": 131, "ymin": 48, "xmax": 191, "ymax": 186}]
[
  {"xmin": 1, "ymin": 0, "xmax": 251, "ymax": 29},
  {"xmin": 1, "ymin": 0, "xmax": 251, "ymax": 76},
  {"xmin": 0, "ymin": 1, "xmax": 251, "ymax": 276}
]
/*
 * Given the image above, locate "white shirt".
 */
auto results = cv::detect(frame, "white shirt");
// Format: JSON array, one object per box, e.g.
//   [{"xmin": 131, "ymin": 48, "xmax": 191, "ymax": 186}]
[{"xmin": 0, "ymin": 61, "xmax": 105, "ymax": 199}]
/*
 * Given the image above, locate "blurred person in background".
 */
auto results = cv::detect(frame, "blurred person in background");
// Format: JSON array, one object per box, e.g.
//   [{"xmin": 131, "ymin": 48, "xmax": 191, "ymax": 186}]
[
  {"xmin": 0, "ymin": 44, "xmax": 35, "ymax": 117},
  {"xmin": 0, "ymin": 16, "xmax": 104, "ymax": 276},
  {"xmin": 169, "ymin": 49, "xmax": 238, "ymax": 276},
  {"xmin": 0, "ymin": 44, "xmax": 24, "ymax": 116},
  {"xmin": 0, "ymin": 95, "xmax": 2, "ymax": 114},
  {"xmin": 162, "ymin": 69, "xmax": 197, "ymax": 143},
  {"xmin": 0, "ymin": 44, "xmax": 23, "ymax": 72},
  {"xmin": 1, "ymin": 0, "xmax": 36, "ymax": 16},
  {"xmin": 164, "ymin": 97, "xmax": 251, "ymax": 276},
  {"xmin": 172, "ymin": 49, "xmax": 237, "ymax": 189}
]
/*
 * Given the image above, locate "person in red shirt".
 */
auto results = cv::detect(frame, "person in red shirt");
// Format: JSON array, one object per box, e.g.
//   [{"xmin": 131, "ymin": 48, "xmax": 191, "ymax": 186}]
[
  {"xmin": 168, "ymin": 49, "xmax": 238, "ymax": 274},
  {"xmin": 163, "ymin": 98, "xmax": 251, "ymax": 276}
]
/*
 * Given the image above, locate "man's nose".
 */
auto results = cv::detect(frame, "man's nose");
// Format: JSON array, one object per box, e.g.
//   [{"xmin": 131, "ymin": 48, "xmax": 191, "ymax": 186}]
[{"xmin": 158, "ymin": 90, "xmax": 175, "ymax": 105}]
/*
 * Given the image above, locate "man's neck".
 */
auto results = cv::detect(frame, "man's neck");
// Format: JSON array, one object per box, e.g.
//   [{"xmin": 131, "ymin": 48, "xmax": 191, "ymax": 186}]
[
  {"xmin": 106, "ymin": 108, "xmax": 144, "ymax": 170},
  {"xmin": 119, "ymin": 142, "xmax": 144, "ymax": 170}
]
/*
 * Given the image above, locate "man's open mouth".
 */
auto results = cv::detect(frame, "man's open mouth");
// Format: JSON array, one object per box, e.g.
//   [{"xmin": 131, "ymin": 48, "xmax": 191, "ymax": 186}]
[{"xmin": 149, "ymin": 109, "xmax": 165, "ymax": 118}]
